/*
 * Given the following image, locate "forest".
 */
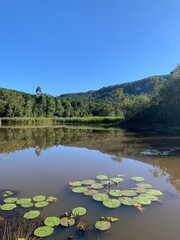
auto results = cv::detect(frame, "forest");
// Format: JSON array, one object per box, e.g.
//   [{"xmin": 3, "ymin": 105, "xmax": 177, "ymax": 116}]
[{"xmin": 0, "ymin": 65, "xmax": 179, "ymax": 126}]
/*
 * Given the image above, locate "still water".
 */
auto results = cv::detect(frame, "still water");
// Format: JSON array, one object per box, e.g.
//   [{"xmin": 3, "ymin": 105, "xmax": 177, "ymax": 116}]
[{"xmin": 0, "ymin": 126, "xmax": 180, "ymax": 240}]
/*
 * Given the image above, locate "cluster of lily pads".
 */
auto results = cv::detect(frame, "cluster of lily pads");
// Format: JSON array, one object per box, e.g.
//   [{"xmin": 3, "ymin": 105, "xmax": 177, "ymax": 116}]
[{"xmin": 70, "ymin": 174, "xmax": 163, "ymax": 210}]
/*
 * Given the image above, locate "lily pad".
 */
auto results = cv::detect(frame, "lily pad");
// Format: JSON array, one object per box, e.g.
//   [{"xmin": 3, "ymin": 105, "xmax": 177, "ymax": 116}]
[
  {"xmin": 146, "ymin": 189, "xmax": 163, "ymax": 196},
  {"xmin": 16, "ymin": 198, "xmax": 32, "ymax": 205},
  {"xmin": 84, "ymin": 189, "xmax": 98, "ymax": 196},
  {"xmin": 72, "ymin": 187, "xmax": 87, "ymax": 193},
  {"xmin": 121, "ymin": 190, "xmax": 137, "ymax": 197},
  {"xmin": 133, "ymin": 196, "xmax": 151, "ymax": 205},
  {"xmin": 109, "ymin": 177, "xmax": 123, "ymax": 183},
  {"xmin": 103, "ymin": 198, "xmax": 121, "ymax": 208},
  {"xmin": 34, "ymin": 226, "xmax": 54, "ymax": 237},
  {"xmin": 33, "ymin": 195, "xmax": 46, "ymax": 202},
  {"xmin": 119, "ymin": 197, "xmax": 135, "ymax": 206},
  {"xmin": 21, "ymin": 203, "xmax": 34, "ymax": 208},
  {"xmin": 4, "ymin": 197, "xmax": 18, "ymax": 203},
  {"xmin": 96, "ymin": 175, "xmax": 109, "ymax": 180},
  {"xmin": 44, "ymin": 216, "xmax": 61, "ymax": 227},
  {"xmin": 92, "ymin": 193, "xmax": 109, "ymax": 201},
  {"xmin": 47, "ymin": 196, "xmax": 58, "ymax": 202},
  {"xmin": 91, "ymin": 183, "xmax": 104, "ymax": 189},
  {"xmin": 136, "ymin": 183, "xmax": 152, "ymax": 188},
  {"xmin": 82, "ymin": 179, "xmax": 96, "ymax": 185},
  {"xmin": 34, "ymin": 201, "xmax": 49, "ymax": 208},
  {"xmin": 72, "ymin": 207, "xmax": 87, "ymax": 216},
  {"xmin": 23, "ymin": 210, "xmax": 40, "ymax": 219},
  {"xmin": 140, "ymin": 194, "xmax": 159, "ymax": 201},
  {"xmin": 109, "ymin": 189, "xmax": 122, "ymax": 197},
  {"xmin": 117, "ymin": 174, "xmax": 125, "ymax": 177},
  {"xmin": 60, "ymin": 217, "xmax": 75, "ymax": 227},
  {"xmin": 1, "ymin": 203, "xmax": 17, "ymax": 210},
  {"xmin": 69, "ymin": 181, "xmax": 82, "ymax": 187},
  {"xmin": 131, "ymin": 176, "xmax": 145, "ymax": 182},
  {"xmin": 95, "ymin": 221, "xmax": 111, "ymax": 231}
]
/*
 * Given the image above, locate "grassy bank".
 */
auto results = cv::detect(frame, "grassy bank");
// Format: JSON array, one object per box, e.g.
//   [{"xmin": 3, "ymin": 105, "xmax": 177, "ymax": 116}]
[{"xmin": 0, "ymin": 116, "xmax": 123, "ymax": 126}]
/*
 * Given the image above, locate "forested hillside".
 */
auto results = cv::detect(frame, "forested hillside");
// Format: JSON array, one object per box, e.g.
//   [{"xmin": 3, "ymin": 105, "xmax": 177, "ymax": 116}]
[{"xmin": 0, "ymin": 65, "xmax": 179, "ymax": 127}]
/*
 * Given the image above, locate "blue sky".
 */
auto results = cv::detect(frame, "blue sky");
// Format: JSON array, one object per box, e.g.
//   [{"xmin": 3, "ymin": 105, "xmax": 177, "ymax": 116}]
[{"xmin": 0, "ymin": 0, "xmax": 180, "ymax": 96}]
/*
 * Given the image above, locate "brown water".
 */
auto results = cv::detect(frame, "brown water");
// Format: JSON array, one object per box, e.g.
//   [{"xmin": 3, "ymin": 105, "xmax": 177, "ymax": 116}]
[{"xmin": 0, "ymin": 126, "xmax": 180, "ymax": 240}]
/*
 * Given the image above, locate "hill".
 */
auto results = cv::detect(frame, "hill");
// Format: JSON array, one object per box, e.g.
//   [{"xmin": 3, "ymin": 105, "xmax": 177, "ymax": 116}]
[{"xmin": 60, "ymin": 74, "xmax": 170, "ymax": 102}]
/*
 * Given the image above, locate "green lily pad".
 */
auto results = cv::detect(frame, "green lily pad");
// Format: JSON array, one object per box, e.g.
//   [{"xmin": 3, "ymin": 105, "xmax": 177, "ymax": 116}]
[
  {"xmin": 109, "ymin": 189, "xmax": 122, "ymax": 197},
  {"xmin": 131, "ymin": 176, "xmax": 145, "ymax": 181},
  {"xmin": 47, "ymin": 196, "xmax": 58, "ymax": 202},
  {"xmin": 136, "ymin": 183, "xmax": 152, "ymax": 188},
  {"xmin": 103, "ymin": 198, "xmax": 121, "ymax": 208},
  {"xmin": 23, "ymin": 210, "xmax": 40, "ymax": 219},
  {"xmin": 84, "ymin": 189, "xmax": 98, "ymax": 196},
  {"xmin": 16, "ymin": 198, "xmax": 32, "ymax": 205},
  {"xmin": 72, "ymin": 207, "xmax": 87, "ymax": 216},
  {"xmin": 119, "ymin": 197, "xmax": 135, "ymax": 206},
  {"xmin": 33, "ymin": 195, "xmax": 46, "ymax": 202},
  {"xmin": 69, "ymin": 181, "xmax": 82, "ymax": 187},
  {"xmin": 21, "ymin": 203, "xmax": 34, "ymax": 208},
  {"xmin": 44, "ymin": 216, "xmax": 61, "ymax": 227},
  {"xmin": 82, "ymin": 179, "xmax": 96, "ymax": 185},
  {"xmin": 4, "ymin": 197, "xmax": 18, "ymax": 203},
  {"xmin": 109, "ymin": 177, "xmax": 124, "ymax": 183},
  {"xmin": 60, "ymin": 217, "xmax": 75, "ymax": 227},
  {"xmin": 121, "ymin": 190, "xmax": 137, "ymax": 197},
  {"xmin": 72, "ymin": 187, "xmax": 87, "ymax": 193},
  {"xmin": 96, "ymin": 175, "xmax": 109, "ymax": 180},
  {"xmin": 34, "ymin": 226, "xmax": 54, "ymax": 237},
  {"xmin": 92, "ymin": 193, "xmax": 109, "ymax": 201},
  {"xmin": 1, "ymin": 203, "xmax": 17, "ymax": 210},
  {"xmin": 91, "ymin": 183, "xmax": 104, "ymax": 189},
  {"xmin": 95, "ymin": 221, "xmax": 111, "ymax": 231},
  {"xmin": 133, "ymin": 196, "xmax": 151, "ymax": 205},
  {"xmin": 2, "ymin": 194, "xmax": 9, "ymax": 197},
  {"xmin": 146, "ymin": 189, "xmax": 163, "ymax": 196},
  {"xmin": 2, "ymin": 191, "xmax": 13, "ymax": 197},
  {"xmin": 34, "ymin": 201, "xmax": 49, "ymax": 208},
  {"xmin": 140, "ymin": 194, "xmax": 159, "ymax": 201}
]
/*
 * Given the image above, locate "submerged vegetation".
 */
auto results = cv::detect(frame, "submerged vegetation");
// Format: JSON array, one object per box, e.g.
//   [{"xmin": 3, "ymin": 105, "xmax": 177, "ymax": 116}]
[{"xmin": 0, "ymin": 173, "xmax": 163, "ymax": 239}]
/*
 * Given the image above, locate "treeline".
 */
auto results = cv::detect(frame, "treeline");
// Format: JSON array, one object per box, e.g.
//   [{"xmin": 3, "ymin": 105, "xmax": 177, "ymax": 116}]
[{"xmin": 0, "ymin": 87, "xmax": 150, "ymax": 119}]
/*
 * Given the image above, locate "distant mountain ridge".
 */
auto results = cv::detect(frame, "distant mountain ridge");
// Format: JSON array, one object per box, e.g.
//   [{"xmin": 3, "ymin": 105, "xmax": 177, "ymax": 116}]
[{"xmin": 60, "ymin": 74, "xmax": 170, "ymax": 102}]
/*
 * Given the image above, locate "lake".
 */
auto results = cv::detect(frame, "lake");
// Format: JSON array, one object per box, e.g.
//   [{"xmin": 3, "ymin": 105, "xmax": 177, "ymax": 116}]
[{"xmin": 0, "ymin": 126, "xmax": 180, "ymax": 240}]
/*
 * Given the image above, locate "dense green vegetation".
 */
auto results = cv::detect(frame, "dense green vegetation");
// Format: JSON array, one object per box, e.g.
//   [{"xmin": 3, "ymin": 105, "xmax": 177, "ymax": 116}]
[{"xmin": 0, "ymin": 65, "xmax": 179, "ymax": 126}]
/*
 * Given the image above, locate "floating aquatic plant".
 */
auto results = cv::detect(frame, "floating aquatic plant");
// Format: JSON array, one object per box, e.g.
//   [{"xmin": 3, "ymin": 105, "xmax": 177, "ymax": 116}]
[
  {"xmin": 33, "ymin": 195, "xmax": 46, "ymax": 202},
  {"xmin": 82, "ymin": 179, "xmax": 96, "ymax": 185},
  {"xmin": 136, "ymin": 183, "xmax": 152, "ymax": 188},
  {"xmin": 131, "ymin": 176, "xmax": 145, "ymax": 181},
  {"xmin": 92, "ymin": 193, "xmax": 109, "ymax": 201},
  {"xmin": 34, "ymin": 201, "xmax": 49, "ymax": 208},
  {"xmin": 95, "ymin": 220, "xmax": 111, "ymax": 231},
  {"xmin": 69, "ymin": 181, "xmax": 82, "ymax": 187},
  {"xmin": 91, "ymin": 183, "xmax": 104, "ymax": 189},
  {"xmin": 103, "ymin": 198, "xmax": 121, "ymax": 208},
  {"xmin": 34, "ymin": 226, "xmax": 54, "ymax": 237},
  {"xmin": 119, "ymin": 197, "xmax": 135, "ymax": 206},
  {"xmin": 72, "ymin": 207, "xmax": 87, "ymax": 216},
  {"xmin": 3, "ymin": 197, "xmax": 18, "ymax": 203},
  {"xmin": 84, "ymin": 189, "xmax": 98, "ymax": 196},
  {"xmin": 23, "ymin": 210, "xmax": 40, "ymax": 219},
  {"xmin": 96, "ymin": 175, "xmax": 109, "ymax": 180},
  {"xmin": 146, "ymin": 189, "xmax": 163, "ymax": 196},
  {"xmin": 46, "ymin": 196, "xmax": 58, "ymax": 202},
  {"xmin": 16, "ymin": 198, "xmax": 32, "ymax": 205},
  {"xmin": 109, "ymin": 177, "xmax": 123, "ymax": 183},
  {"xmin": 121, "ymin": 190, "xmax": 137, "ymax": 197},
  {"xmin": 1, "ymin": 203, "xmax": 17, "ymax": 210},
  {"xmin": 44, "ymin": 216, "xmax": 61, "ymax": 227},
  {"xmin": 109, "ymin": 189, "xmax": 122, "ymax": 197},
  {"xmin": 21, "ymin": 202, "xmax": 34, "ymax": 208},
  {"xmin": 60, "ymin": 217, "xmax": 75, "ymax": 227},
  {"xmin": 72, "ymin": 187, "xmax": 87, "ymax": 193}
]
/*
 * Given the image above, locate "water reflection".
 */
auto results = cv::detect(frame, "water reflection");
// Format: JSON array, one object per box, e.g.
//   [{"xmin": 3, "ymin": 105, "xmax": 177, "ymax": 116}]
[{"xmin": 0, "ymin": 126, "xmax": 180, "ymax": 191}]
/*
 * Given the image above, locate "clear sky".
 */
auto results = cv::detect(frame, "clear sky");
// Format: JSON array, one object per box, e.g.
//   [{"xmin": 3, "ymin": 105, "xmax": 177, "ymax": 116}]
[{"xmin": 0, "ymin": 0, "xmax": 180, "ymax": 96}]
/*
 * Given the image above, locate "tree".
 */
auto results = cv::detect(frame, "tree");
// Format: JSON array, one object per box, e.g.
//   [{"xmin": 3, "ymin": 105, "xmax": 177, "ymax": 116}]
[{"xmin": 36, "ymin": 86, "xmax": 42, "ymax": 96}]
